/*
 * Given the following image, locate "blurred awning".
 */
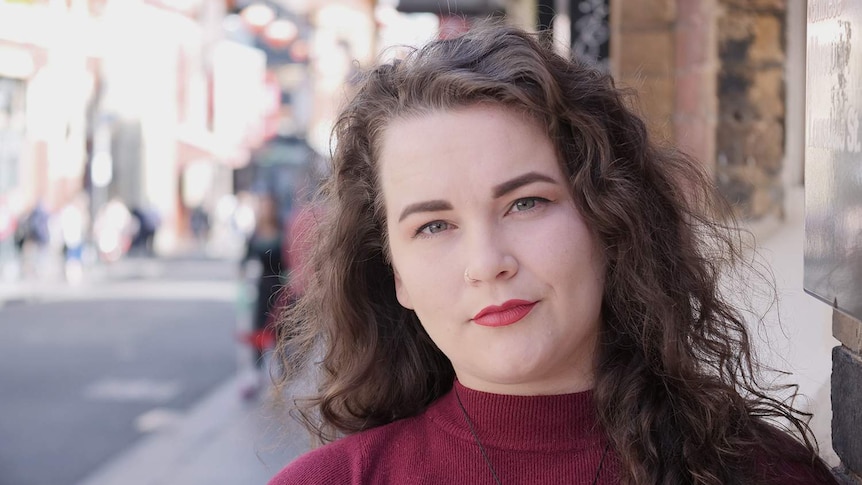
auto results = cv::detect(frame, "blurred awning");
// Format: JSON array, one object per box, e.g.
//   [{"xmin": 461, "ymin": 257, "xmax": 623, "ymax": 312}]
[{"xmin": 395, "ymin": 0, "xmax": 505, "ymax": 16}]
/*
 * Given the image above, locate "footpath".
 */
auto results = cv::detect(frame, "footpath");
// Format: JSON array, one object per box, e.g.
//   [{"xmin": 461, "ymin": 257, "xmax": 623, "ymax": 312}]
[
  {"xmin": 0, "ymin": 255, "xmax": 308, "ymax": 485},
  {"xmin": 74, "ymin": 371, "xmax": 307, "ymax": 485}
]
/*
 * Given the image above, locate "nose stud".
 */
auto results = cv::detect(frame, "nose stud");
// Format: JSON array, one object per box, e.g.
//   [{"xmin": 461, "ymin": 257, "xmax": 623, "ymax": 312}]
[{"xmin": 464, "ymin": 269, "xmax": 478, "ymax": 284}]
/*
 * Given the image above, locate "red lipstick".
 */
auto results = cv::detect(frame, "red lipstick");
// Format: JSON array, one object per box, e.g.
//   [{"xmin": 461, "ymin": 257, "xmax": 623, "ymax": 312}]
[{"xmin": 472, "ymin": 300, "xmax": 537, "ymax": 327}]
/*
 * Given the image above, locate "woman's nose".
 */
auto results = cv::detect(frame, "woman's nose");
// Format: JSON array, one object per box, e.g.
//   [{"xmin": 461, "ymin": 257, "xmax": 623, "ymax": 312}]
[{"xmin": 463, "ymin": 225, "xmax": 518, "ymax": 284}]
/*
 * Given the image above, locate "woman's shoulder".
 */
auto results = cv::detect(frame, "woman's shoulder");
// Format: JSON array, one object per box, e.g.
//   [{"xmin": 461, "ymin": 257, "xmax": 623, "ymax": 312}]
[
  {"xmin": 267, "ymin": 432, "xmax": 365, "ymax": 485},
  {"xmin": 267, "ymin": 416, "xmax": 428, "ymax": 485}
]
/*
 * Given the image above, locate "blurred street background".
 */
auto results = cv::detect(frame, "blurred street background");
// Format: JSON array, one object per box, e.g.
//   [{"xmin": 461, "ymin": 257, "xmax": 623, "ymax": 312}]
[
  {"xmin": 0, "ymin": 0, "xmax": 846, "ymax": 483},
  {"xmin": 0, "ymin": 256, "xmax": 307, "ymax": 485}
]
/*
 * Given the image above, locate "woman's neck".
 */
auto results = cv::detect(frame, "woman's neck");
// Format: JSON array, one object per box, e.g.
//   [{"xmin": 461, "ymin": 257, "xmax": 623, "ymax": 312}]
[{"xmin": 455, "ymin": 372, "xmax": 595, "ymax": 396}]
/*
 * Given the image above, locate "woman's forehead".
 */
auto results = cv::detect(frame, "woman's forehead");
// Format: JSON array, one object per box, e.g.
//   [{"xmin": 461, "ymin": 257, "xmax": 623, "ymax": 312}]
[
  {"xmin": 374, "ymin": 104, "xmax": 565, "ymax": 184},
  {"xmin": 377, "ymin": 106, "xmax": 564, "ymax": 203}
]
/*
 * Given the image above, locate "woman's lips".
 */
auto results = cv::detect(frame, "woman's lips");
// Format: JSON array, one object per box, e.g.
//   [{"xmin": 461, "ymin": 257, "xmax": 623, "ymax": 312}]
[{"xmin": 472, "ymin": 300, "xmax": 537, "ymax": 327}]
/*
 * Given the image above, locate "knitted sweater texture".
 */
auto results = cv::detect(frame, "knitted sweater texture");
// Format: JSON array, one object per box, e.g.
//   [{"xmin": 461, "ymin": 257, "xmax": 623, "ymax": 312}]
[{"xmin": 268, "ymin": 381, "xmax": 837, "ymax": 485}]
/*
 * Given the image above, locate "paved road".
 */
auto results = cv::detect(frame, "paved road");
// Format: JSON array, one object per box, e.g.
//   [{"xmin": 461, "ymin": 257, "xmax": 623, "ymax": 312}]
[{"xmin": 0, "ymin": 258, "xmax": 243, "ymax": 485}]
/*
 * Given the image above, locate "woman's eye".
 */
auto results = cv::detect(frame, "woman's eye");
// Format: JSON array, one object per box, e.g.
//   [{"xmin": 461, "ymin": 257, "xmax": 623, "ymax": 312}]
[
  {"xmin": 416, "ymin": 221, "xmax": 449, "ymax": 236},
  {"xmin": 509, "ymin": 197, "xmax": 545, "ymax": 213}
]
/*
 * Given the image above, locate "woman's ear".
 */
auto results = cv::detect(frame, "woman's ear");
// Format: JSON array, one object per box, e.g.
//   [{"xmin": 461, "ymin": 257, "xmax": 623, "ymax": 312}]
[{"xmin": 393, "ymin": 266, "xmax": 414, "ymax": 310}]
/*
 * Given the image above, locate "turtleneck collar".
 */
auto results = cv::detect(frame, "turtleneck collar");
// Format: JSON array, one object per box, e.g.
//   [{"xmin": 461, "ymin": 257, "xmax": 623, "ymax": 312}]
[{"xmin": 425, "ymin": 380, "xmax": 603, "ymax": 452}]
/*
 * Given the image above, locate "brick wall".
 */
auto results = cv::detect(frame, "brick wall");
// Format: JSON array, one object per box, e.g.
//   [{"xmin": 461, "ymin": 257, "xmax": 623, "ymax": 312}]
[
  {"xmin": 612, "ymin": 0, "xmax": 718, "ymax": 171},
  {"xmin": 675, "ymin": 0, "xmax": 718, "ymax": 176},
  {"xmin": 611, "ymin": 0, "xmax": 677, "ymax": 143}
]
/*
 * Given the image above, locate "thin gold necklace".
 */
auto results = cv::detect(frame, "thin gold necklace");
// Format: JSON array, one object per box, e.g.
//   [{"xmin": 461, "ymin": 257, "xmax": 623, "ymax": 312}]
[{"xmin": 454, "ymin": 387, "xmax": 611, "ymax": 485}]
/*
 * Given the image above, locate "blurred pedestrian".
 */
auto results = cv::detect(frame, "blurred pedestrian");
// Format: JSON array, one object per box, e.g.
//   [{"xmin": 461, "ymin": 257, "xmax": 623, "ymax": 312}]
[
  {"xmin": 273, "ymin": 156, "xmax": 324, "ymax": 318},
  {"xmin": 15, "ymin": 200, "xmax": 51, "ymax": 279},
  {"xmin": 238, "ymin": 193, "xmax": 284, "ymax": 399},
  {"xmin": 189, "ymin": 205, "xmax": 210, "ymax": 247},
  {"xmin": 129, "ymin": 205, "xmax": 160, "ymax": 257},
  {"xmin": 268, "ymin": 23, "xmax": 838, "ymax": 485}
]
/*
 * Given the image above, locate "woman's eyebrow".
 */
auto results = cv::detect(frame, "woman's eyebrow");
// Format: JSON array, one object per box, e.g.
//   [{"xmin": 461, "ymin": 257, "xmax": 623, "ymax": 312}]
[
  {"xmin": 398, "ymin": 200, "xmax": 452, "ymax": 223},
  {"xmin": 396, "ymin": 172, "xmax": 557, "ymax": 223},
  {"xmin": 492, "ymin": 171, "xmax": 558, "ymax": 199}
]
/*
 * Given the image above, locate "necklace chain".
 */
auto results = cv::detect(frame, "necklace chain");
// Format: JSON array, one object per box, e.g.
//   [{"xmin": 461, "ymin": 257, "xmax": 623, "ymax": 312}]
[
  {"xmin": 454, "ymin": 387, "xmax": 611, "ymax": 485},
  {"xmin": 455, "ymin": 388, "xmax": 503, "ymax": 485}
]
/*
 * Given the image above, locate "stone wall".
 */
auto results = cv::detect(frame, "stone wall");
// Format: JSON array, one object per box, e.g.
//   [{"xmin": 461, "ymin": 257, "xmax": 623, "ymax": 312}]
[
  {"xmin": 613, "ymin": 0, "xmax": 787, "ymax": 221},
  {"xmin": 715, "ymin": 0, "xmax": 786, "ymax": 220},
  {"xmin": 833, "ymin": 311, "xmax": 862, "ymax": 484}
]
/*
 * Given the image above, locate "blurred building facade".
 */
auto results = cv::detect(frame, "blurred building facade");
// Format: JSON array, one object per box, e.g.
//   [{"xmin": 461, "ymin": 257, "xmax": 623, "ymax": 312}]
[
  {"xmin": 0, "ymin": 0, "xmax": 533, "ymax": 259},
  {"xmin": 0, "ymin": 0, "xmax": 278, "ymax": 256}
]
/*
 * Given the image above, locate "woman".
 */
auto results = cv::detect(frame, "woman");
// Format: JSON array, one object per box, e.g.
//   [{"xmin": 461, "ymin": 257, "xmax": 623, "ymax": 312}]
[{"xmin": 269, "ymin": 23, "xmax": 838, "ymax": 485}]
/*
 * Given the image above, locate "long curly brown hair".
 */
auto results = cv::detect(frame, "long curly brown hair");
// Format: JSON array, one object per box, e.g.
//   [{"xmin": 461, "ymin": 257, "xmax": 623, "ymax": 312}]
[{"xmin": 273, "ymin": 21, "xmax": 825, "ymax": 484}]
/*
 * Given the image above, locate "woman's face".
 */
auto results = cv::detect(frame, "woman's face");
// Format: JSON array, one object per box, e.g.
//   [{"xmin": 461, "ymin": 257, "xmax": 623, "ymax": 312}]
[{"xmin": 380, "ymin": 105, "xmax": 605, "ymax": 395}]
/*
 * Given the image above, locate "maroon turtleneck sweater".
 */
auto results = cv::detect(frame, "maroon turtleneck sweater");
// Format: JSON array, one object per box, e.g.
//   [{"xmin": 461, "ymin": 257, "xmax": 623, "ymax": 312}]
[
  {"xmin": 269, "ymin": 381, "xmax": 837, "ymax": 485},
  {"xmin": 270, "ymin": 381, "xmax": 616, "ymax": 485}
]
